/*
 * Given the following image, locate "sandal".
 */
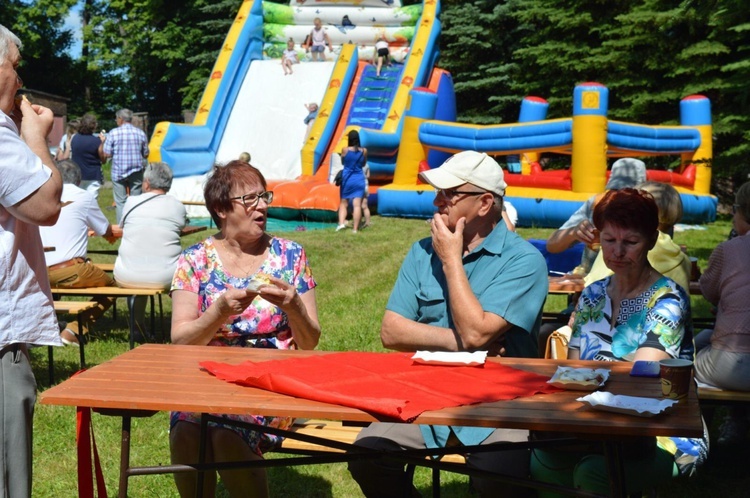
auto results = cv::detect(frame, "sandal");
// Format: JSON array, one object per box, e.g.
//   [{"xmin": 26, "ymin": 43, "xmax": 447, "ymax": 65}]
[{"xmin": 60, "ymin": 329, "xmax": 80, "ymax": 347}]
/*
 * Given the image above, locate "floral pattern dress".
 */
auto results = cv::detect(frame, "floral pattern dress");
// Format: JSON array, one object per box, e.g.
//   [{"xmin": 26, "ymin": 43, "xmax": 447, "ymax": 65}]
[
  {"xmin": 570, "ymin": 275, "xmax": 707, "ymax": 477},
  {"xmin": 169, "ymin": 236, "xmax": 316, "ymax": 456}
]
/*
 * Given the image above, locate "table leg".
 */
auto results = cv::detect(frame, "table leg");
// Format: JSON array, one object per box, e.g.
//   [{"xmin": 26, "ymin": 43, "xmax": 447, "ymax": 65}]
[
  {"xmin": 118, "ymin": 415, "xmax": 132, "ymax": 498},
  {"xmin": 603, "ymin": 441, "xmax": 626, "ymax": 498},
  {"xmin": 196, "ymin": 414, "xmax": 209, "ymax": 498}
]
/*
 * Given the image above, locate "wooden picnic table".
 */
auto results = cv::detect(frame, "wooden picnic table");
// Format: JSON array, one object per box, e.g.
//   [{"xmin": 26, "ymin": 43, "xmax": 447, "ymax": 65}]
[{"xmin": 40, "ymin": 344, "xmax": 703, "ymax": 498}]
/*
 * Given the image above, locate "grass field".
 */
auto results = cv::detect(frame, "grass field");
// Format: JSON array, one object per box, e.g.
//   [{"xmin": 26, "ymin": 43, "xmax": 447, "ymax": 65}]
[{"xmin": 29, "ymin": 186, "xmax": 748, "ymax": 497}]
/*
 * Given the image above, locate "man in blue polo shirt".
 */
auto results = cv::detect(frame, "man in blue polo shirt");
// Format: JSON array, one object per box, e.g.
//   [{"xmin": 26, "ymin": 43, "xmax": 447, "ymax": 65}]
[{"xmin": 348, "ymin": 151, "xmax": 548, "ymax": 497}]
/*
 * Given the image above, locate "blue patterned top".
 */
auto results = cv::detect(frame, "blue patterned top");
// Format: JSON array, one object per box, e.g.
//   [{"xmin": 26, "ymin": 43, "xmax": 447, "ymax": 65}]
[
  {"xmin": 570, "ymin": 276, "xmax": 694, "ymax": 362},
  {"xmin": 570, "ymin": 275, "xmax": 706, "ymax": 477}
]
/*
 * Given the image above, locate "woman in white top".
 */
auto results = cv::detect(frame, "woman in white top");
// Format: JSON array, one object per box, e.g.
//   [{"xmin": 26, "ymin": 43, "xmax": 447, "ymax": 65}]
[
  {"xmin": 114, "ymin": 162, "xmax": 187, "ymax": 339},
  {"xmin": 374, "ymin": 35, "xmax": 389, "ymax": 77}
]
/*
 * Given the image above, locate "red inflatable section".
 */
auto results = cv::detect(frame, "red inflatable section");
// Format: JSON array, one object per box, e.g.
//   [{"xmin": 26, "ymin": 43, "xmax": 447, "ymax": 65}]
[
  {"xmin": 504, "ymin": 163, "xmax": 572, "ymax": 190},
  {"xmin": 645, "ymin": 164, "xmax": 696, "ymax": 189}
]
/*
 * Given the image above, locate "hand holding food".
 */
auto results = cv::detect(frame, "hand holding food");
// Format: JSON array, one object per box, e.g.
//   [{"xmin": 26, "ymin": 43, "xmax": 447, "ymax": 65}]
[
  {"xmin": 16, "ymin": 94, "xmax": 54, "ymax": 141},
  {"xmin": 246, "ymin": 273, "xmax": 272, "ymax": 293}
]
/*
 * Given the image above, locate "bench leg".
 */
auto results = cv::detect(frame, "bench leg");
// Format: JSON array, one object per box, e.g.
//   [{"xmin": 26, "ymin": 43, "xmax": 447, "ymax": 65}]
[
  {"xmin": 77, "ymin": 311, "xmax": 86, "ymax": 369},
  {"xmin": 128, "ymin": 298, "xmax": 136, "ymax": 350},
  {"xmin": 150, "ymin": 295, "xmax": 155, "ymax": 342},
  {"xmin": 158, "ymin": 295, "xmax": 164, "ymax": 343}
]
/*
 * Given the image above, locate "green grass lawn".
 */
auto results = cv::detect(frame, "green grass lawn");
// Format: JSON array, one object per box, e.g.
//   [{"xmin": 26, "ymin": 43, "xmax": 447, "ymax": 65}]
[{"xmin": 30, "ymin": 186, "xmax": 746, "ymax": 497}]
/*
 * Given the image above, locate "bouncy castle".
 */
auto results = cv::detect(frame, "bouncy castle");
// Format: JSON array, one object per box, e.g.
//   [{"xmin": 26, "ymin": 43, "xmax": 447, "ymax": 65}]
[
  {"xmin": 149, "ymin": 1, "xmax": 716, "ymax": 226},
  {"xmin": 378, "ymin": 82, "xmax": 716, "ymax": 227}
]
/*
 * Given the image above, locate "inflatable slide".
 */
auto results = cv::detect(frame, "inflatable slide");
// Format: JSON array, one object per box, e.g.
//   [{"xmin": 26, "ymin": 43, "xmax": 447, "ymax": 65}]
[{"xmin": 148, "ymin": 0, "xmax": 443, "ymax": 220}]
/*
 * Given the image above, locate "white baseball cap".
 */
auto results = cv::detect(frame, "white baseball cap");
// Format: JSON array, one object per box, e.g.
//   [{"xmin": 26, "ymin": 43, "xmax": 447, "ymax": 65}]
[{"xmin": 419, "ymin": 151, "xmax": 507, "ymax": 197}]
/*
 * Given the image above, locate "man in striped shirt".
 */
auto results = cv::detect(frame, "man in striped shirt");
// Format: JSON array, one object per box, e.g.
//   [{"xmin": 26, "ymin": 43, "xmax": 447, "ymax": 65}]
[{"xmin": 103, "ymin": 108, "xmax": 149, "ymax": 223}]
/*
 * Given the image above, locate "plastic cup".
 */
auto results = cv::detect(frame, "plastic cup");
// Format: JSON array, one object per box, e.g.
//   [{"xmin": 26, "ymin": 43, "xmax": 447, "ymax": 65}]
[{"xmin": 659, "ymin": 359, "xmax": 693, "ymax": 399}]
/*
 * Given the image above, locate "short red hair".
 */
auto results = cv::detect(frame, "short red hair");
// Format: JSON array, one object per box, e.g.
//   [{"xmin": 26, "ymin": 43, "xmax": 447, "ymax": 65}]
[
  {"xmin": 204, "ymin": 161, "xmax": 267, "ymax": 229},
  {"xmin": 593, "ymin": 188, "xmax": 659, "ymax": 240}
]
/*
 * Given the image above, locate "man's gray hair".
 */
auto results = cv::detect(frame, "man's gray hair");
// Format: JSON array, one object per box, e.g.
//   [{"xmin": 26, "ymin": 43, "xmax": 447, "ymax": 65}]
[
  {"xmin": 116, "ymin": 108, "xmax": 133, "ymax": 122},
  {"xmin": 0, "ymin": 25, "xmax": 22, "ymax": 64},
  {"xmin": 144, "ymin": 162, "xmax": 173, "ymax": 191},
  {"xmin": 491, "ymin": 194, "xmax": 505, "ymax": 222},
  {"xmin": 56, "ymin": 160, "xmax": 82, "ymax": 186}
]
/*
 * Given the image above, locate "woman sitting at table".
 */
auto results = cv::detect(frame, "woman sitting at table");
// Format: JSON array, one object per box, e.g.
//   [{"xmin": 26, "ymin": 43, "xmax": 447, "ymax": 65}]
[
  {"xmin": 530, "ymin": 188, "xmax": 707, "ymax": 497},
  {"xmin": 169, "ymin": 161, "xmax": 321, "ymax": 498},
  {"xmin": 583, "ymin": 181, "xmax": 691, "ymax": 293},
  {"xmin": 114, "ymin": 161, "xmax": 186, "ymax": 341},
  {"xmin": 694, "ymin": 181, "xmax": 750, "ymax": 445}
]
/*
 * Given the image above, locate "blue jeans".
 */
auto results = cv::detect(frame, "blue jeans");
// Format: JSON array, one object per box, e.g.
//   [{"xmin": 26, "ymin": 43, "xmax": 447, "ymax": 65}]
[{"xmin": 113, "ymin": 169, "xmax": 144, "ymax": 223}]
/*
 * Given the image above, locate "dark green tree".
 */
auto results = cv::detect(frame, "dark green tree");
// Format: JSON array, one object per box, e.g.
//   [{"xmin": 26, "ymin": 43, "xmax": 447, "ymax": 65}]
[{"xmin": 0, "ymin": 0, "xmax": 80, "ymax": 105}]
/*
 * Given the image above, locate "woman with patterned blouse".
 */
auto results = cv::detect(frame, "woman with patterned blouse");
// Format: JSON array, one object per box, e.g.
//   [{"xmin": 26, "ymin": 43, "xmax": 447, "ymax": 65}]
[
  {"xmin": 531, "ymin": 188, "xmax": 707, "ymax": 497},
  {"xmin": 169, "ymin": 161, "xmax": 321, "ymax": 498}
]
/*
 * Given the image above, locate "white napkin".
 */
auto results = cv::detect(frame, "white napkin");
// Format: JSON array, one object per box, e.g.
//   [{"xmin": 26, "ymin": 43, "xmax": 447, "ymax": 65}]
[
  {"xmin": 578, "ymin": 392, "xmax": 677, "ymax": 416},
  {"xmin": 411, "ymin": 351, "xmax": 487, "ymax": 366}
]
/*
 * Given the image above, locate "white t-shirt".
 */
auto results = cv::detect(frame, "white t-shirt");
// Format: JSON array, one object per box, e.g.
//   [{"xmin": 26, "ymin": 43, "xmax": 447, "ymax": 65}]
[
  {"xmin": 283, "ymin": 49, "xmax": 299, "ymax": 63},
  {"xmin": 0, "ymin": 111, "xmax": 61, "ymax": 347},
  {"xmin": 40, "ymin": 183, "xmax": 110, "ymax": 266},
  {"xmin": 375, "ymin": 40, "xmax": 389, "ymax": 51},
  {"xmin": 114, "ymin": 193, "xmax": 187, "ymax": 289}
]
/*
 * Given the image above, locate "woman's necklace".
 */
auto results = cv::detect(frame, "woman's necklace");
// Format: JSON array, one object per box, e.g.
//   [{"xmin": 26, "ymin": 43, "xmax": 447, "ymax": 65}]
[
  {"xmin": 611, "ymin": 267, "xmax": 658, "ymax": 304},
  {"xmin": 221, "ymin": 239, "xmax": 257, "ymax": 277}
]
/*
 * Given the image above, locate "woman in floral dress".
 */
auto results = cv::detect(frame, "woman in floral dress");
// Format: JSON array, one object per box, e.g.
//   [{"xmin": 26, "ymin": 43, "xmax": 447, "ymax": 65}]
[
  {"xmin": 169, "ymin": 161, "xmax": 321, "ymax": 498},
  {"xmin": 530, "ymin": 188, "xmax": 707, "ymax": 497}
]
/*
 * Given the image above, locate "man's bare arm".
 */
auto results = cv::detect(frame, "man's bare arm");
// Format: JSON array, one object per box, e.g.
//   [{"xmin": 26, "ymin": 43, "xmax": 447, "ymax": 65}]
[{"xmin": 6, "ymin": 100, "xmax": 61, "ymax": 226}]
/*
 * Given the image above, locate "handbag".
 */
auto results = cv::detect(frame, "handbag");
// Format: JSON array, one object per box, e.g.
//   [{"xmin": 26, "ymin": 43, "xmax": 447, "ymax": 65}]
[
  {"xmin": 334, "ymin": 170, "xmax": 343, "ymax": 186},
  {"xmin": 544, "ymin": 325, "xmax": 572, "ymax": 360}
]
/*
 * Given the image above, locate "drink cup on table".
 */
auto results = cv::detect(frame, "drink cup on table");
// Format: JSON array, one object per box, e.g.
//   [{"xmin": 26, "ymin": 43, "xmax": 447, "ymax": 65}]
[{"xmin": 659, "ymin": 359, "xmax": 693, "ymax": 400}]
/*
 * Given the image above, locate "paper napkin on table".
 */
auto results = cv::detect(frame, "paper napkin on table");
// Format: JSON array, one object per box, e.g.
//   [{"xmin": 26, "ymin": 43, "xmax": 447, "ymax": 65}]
[{"xmin": 411, "ymin": 351, "xmax": 487, "ymax": 366}]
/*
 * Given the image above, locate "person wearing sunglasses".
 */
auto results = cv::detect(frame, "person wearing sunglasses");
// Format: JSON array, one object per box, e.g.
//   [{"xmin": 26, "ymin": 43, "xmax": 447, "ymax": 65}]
[
  {"xmin": 169, "ymin": 161, "xmax": 321, "ymax": 497},
  {"xmin": 348, "ymin": 151, "xmax": 548, "ymax": 497}
]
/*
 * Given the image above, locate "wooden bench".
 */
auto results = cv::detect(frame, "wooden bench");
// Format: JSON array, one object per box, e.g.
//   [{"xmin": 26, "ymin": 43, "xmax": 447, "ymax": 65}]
[
  {"xmin": 279, "ymin": 419, "xmax": 467, "ymax": 495},
  {"xmin": 52, "ymin": 300, "xmax": 99, "ymax": 383},
  {"xmin": 697, "ymin": 386, "xmax": 750, "ymax": 425},
  {"xmin": 94, "ymin": 262, "xmax": 114, "ymax": 272},
  {"xmin": 280, "ymin": 419, "xmax": 466, "ymax": 464},
  {"xmin": 52, "ymin": 287, "xmax": 166, "ymax": 349}
]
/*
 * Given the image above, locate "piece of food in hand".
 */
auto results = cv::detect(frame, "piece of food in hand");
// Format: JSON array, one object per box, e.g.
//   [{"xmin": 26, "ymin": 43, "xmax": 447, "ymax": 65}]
[{"xmin": 246, "ymin": 273, "xmax": 272, "ymax": 292}]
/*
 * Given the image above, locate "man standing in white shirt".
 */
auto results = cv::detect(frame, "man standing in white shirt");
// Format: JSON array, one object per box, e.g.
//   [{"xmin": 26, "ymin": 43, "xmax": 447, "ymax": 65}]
[{"xmin": 0, "ymin": 24, "xmax": 63, "ymax": 497}]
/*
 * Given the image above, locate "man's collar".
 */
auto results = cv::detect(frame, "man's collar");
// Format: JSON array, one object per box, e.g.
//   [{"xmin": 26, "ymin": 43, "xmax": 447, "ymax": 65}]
[{"xmin": 467, "ymin": 222, "xmax": 508, "ymax": 256}]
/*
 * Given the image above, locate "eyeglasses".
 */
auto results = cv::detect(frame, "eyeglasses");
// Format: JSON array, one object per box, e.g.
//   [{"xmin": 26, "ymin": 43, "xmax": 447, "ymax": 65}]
[
  {"xmin": 231, "ymin": 191, "xmax": 274, "ymax": 209},
  {"xmin": 733, "ymin": 204, "xmax": 740, "ymax": 215},
  {"xmin": 436, "ymin": 188, "xmax": 486, "ymax": 200}
]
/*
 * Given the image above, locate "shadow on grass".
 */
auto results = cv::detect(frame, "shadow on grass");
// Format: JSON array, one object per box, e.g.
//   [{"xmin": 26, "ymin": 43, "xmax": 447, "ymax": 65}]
[
  {"xmin": 29, "ymin": 348, "xmax": 84, "ymax": 390},
  {"xmin": 266, "ymin": 465, "xmax": 334, "ymax": 497}
]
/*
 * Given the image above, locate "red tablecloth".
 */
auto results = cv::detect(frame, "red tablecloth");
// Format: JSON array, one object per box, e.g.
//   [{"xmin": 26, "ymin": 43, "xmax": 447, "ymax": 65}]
[{"xmin": 201, "ymin": 352, "xmax": 560, "ymax": 421}]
